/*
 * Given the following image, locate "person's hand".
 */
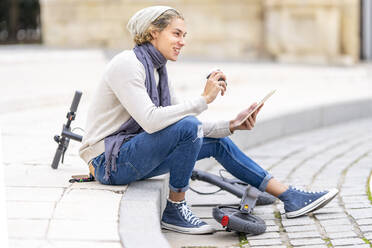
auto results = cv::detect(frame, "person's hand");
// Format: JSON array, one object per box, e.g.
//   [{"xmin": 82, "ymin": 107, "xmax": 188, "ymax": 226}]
[
  {"xmin": 201, "ymin": 70, "xmax": 227, "ymax": 104},
  {"xmin": 229, "ymin": 103, "xmax": 263, "ymax": 132}
]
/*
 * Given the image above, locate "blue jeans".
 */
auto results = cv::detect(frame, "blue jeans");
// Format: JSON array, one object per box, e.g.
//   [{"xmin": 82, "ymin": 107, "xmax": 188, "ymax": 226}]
[{"xmin": 92, "ymin": 116, "xmax": 272, "ymax": 192}]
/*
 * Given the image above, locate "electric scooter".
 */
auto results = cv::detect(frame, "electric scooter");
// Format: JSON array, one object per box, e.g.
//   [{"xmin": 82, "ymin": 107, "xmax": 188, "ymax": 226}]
[
  {"xmin": 51, "ymin": 91, "xmax": 276, "ymax": 235},
  {"xmin": 191, "ymin": 170, "xmax": 274, "ymax": 235}
]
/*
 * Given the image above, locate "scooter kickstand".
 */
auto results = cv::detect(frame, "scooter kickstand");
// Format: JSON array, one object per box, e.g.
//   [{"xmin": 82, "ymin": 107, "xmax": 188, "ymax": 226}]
[{"xmin": 240, "ymin": 185, "xmax": 260, "ymax": 214}]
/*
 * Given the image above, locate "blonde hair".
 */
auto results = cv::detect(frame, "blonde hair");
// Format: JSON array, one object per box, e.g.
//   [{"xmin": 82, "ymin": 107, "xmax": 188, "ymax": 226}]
[{"xmin": 133, "ymin": 9, "xmax": 184, "ymax": 45}]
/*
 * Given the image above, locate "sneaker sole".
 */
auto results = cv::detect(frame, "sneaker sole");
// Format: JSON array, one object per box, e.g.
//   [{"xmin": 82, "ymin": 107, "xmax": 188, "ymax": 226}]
[
  {"xmin": 286, "ymin": 188, "xmax": 339, "ymax": 219},
  {"xmin": 161, "ymin": 221, "xmax": 215, "ymax": 235}
]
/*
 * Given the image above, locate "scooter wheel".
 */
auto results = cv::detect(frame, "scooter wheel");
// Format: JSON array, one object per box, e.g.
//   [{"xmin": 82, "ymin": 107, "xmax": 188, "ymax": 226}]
[{"xmin": 213, "ymin": 206, "xmax": 266, "ymax": 235}]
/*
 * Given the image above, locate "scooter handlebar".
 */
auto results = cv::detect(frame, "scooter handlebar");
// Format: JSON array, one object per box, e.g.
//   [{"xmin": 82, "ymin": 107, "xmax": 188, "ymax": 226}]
[{"xmin": 70, "ymin": 91, "xmax": 82, "ymax": 113}]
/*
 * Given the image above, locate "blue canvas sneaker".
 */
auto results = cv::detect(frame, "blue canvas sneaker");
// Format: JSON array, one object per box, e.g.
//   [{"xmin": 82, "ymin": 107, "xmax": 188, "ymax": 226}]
[
  {"xmin": 161, "ymin": 199, "xmax": 215, "ymax": 234},
  {"xmin": 278, "ymin": 186, "xmax": 339, "ymax": 218}
]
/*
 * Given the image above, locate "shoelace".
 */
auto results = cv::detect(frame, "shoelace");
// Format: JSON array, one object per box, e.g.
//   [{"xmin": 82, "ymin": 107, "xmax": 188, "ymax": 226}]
[
  {"xmin": 178, "ymin": 203, "xmax": 202, "ymax": 226},
  {"xmin": 292, "ymin": 186, "xmax": 324, "ymax": 194}
]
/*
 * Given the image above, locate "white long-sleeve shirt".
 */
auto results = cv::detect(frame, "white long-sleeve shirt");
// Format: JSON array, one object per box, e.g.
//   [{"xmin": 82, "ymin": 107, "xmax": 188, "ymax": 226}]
[{"xmin": 79, "ymin": 50, "xmax": 231, "ymax": 164}]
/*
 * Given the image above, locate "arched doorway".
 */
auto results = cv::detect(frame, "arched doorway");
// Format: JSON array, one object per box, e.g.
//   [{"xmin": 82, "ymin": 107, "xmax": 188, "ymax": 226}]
[{"xmin": 0, "ymin": 0, "xmax": 41, "ymax": 44}]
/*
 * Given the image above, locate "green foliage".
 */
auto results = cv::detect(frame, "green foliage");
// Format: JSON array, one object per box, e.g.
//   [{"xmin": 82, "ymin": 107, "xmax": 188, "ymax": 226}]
[
  {"xmin": 367, "ymin": 170, "xmax": 372, "ymax": 205},
  {"xmin": 274, "ymin": 210, "xmax": 282, "ymax": 220},
  {"xmin": 322, "ymin": 237, "xmax": 333, "ymax": 247},
  {"xmin": 238, "ymin": 232, "xmax": 249, "ymax": 247},
  {"xmin": 362, "ymin": 237, "xmax": 372, "ymax": 247}
]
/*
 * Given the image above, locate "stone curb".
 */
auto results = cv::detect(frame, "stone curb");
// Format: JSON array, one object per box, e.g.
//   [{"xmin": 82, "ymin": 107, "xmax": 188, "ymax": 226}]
[
  {"xmin": 119, "ymin": 176, "xmax": 170, "ymax": 248},
  {"xmin": 119, "ymin": 97, "xmax": 372, "ymax": 248},
  {"xmin": 232, "ymin": 97, "xmax": 372, "ymax": 152}
]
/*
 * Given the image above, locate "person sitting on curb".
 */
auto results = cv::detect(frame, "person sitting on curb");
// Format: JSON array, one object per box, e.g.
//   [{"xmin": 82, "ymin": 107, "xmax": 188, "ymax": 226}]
[{"xmin": 79, "ymin": 6, "xmax": 338, "ymax": 235}]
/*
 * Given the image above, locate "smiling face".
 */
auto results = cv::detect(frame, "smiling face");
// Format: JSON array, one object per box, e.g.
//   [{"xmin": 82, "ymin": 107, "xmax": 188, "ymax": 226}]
[{"xmin": 150, "ymin": 18, "xmax": 187, "ymax": 61}]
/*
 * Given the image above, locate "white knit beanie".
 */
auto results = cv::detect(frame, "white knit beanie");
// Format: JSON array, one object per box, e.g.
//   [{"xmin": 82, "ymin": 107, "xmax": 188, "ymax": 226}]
[{"xmin": 127, "ymin": 6, "xmax": 175, "ymax": 37}]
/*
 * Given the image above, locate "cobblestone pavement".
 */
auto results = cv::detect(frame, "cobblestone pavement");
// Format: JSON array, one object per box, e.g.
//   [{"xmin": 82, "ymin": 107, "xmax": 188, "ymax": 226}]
[{"xmin": 163, "ymin": 118, "xmax": 372, "ymax": 248}]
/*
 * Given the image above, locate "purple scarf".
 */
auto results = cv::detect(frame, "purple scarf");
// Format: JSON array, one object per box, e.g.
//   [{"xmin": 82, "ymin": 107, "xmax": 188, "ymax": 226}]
[{"xmin": 103, "ymin": 42, "xmax": 171, "ymax": 180}]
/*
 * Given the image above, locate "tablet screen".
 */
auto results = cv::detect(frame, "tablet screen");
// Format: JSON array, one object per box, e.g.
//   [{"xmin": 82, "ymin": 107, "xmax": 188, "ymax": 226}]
[{"xmin": 234, "ymin": 90, "xmax": 276, "ymax": 127}]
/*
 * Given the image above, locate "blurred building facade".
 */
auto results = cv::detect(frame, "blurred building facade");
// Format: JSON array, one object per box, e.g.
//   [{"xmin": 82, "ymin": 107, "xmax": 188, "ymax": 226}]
[{"xmin": 1, "ymin": 0, "xmax": 370, "ymax": 64}]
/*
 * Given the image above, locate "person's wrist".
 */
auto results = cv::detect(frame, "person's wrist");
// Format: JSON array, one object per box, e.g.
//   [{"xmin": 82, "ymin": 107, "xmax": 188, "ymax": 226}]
[
  {"xmin": 229, "ymin": 120, "xmax": 236, "ymax": 133},
  {"xmin": 201, "ymin": 94, "xmax": 211, "ymax": 104}
]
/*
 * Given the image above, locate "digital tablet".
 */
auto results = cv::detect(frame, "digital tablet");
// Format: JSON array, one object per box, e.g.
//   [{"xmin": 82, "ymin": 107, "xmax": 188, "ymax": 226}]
[{"xmin": 234, "ymin": 90, "xmax": 276, "ymax": 127}]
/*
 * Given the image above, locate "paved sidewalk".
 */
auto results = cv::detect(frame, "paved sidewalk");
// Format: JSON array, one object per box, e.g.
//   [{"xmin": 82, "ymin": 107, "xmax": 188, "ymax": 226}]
[
  {"xmin": 164, "ymin": 117, "xmax": 372, "ymax": 248},
  {"xmin": 1, "ymin": 47, "xmax": 125, "ymax": 248},
  {"xmin": 1, "ymin": 45, "xmax": 372, "ymax": 247}
]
